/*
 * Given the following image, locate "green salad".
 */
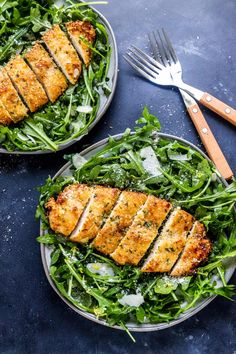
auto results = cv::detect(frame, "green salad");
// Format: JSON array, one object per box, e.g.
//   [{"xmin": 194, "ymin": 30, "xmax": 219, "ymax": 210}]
[
  {"xmin": 37, "ymin": 108, "xmax": 236, "ymax": 340},
  {"xmin": 0, "ymin": 0, "xmax": 111, "ymax": 152}
]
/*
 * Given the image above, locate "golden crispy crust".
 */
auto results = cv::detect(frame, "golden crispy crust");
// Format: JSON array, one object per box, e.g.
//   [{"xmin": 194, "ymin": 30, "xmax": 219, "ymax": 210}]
[
  {"xmin": 43, "ymin": 24, "xmax": 82, "ymax": 84},
  {"xmin": 170, "ymin": 221, "xmax": 212, "ymax": 276},
  {"xmin": 25, "ymin": 43, "xmax": 68, "ymax": 103},
  {"xmin": 5, "ymin": 55, "xmax": 48, "ymax": 112},
  {"xmin": 46, "ymin": 184, "xmax": 93, "ymax": 236},
  {"xmin": 111, "ymin": 196, "xmax": 172, "ymax": 266},
  {"xmin": 0, "ymin": 100, "xmax": 12, "ymax": 125},
  {"xmin": 0, "ymin": 67, "xmax": 28, "ymax": 122},
  {"xmin": 70, "ymin": 186, "xmax": 120, "ymax": 243},
  {"xmin": 44, "ymin": 182, "xmax": 212, "ymax": 276},
  {"xmin": 141, "ymin": 209, "xmax": 194, "ymax": 273},
  {"xmin": 66, "ymin": 21, "xmax": 96, "ymax": 67},
  {"xmin": 92, "ymin": 190, "xmax": 148, "ymax": 255}
]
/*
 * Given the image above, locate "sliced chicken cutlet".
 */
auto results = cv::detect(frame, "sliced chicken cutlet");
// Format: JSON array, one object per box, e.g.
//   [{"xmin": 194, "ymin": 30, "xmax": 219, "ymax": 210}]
[
  {"xmin": 111, "ymin": 196, "xmax": 172, "ymax": 266},
  {"xmin": 25, "ymin": 43, "xmax": 68, "ymax": 103},
  {"xmin": 141, "ymin": 209, "xmax": 194, "ymax": 273},
  {"xmin": 43, "ymin": 24, "xmax": 82, "ymax": 85},
  {"xmin": 92, "ymin": 191, "xmax": 148, "ymax": 255},
  {"xmin": 70, "ymin": 186, "xmax": 120, "ymax": 244},
  {"xmin": 0, "ymin": 67, "xmax": 28, "ymax": 123},
  {"xmin": 0, "ymin": 100, "xmax": 12, "ymax": 125},
  {"xmin": 45, "ymin": 183, "xmax": 211, "ymax": 275},
  {"xmin": 171, "ymin": 221, "xmax": 212, "ymax": 276},
  {"xmin": 46, "ymin": 183, "xmax": 93, "ymax": 236},
  {"xmin": 5, "ymin": 55, "xmax": 48, "ymax": 112},
  {"xmin": 66, "ymin": 21, "xmax": 96, "ymax": 67}
]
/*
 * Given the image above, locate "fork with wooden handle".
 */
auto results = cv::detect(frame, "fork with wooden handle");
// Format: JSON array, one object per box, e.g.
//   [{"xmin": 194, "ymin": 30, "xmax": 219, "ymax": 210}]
[
  {"xmin": 124, "ymin": 44, "xmax": 233, "ymax": 179},
  {"xmin": 146, "ymin": 29, "xmax": 233, "ymax": 180},
  {"xmin": 179, "ymin": 89, "xmax": 233, "ymax": 180},
  {"xmin": 132, "ymin": 30, "xmax": 233, "ymax": 179}
]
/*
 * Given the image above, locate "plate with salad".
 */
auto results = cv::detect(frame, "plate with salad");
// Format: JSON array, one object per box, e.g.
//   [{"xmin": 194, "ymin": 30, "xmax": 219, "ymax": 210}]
[
  {"xmin": 37, "ymin": 107, "xmax": 236, "ymax": 340},
  {"xmin": 0, "ymin": 0, "xmax": 117, "ymax": 154}
]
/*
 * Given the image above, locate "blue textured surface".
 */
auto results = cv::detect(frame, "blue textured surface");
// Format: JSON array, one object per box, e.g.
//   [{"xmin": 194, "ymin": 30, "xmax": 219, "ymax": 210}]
[{"xmin": 1, "ymin": 0, "xmax": 236, "ymax": 353}]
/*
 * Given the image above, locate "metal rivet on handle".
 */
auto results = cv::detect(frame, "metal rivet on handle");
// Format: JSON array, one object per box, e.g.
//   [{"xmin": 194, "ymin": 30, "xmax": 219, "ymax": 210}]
[
  {"xmin": 206, "ymin": 95, "xmax": 212, "ymax": 102},
  {"xmin": 202, "ymin": 128, "xmax": 208, "ymax": 134},
  {"xmin": 225, "ymin": 108, "xmax": 231, "ymax": 114},
  {"xmin": 192, "ymin": 108, "xmax": 198, "ymax": 113}
]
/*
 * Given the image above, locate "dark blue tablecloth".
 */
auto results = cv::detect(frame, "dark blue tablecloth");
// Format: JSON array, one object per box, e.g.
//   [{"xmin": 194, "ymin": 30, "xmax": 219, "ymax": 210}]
[{"xmin": 1, "ymin": 0, "xmax": 236, "ymax": 353}]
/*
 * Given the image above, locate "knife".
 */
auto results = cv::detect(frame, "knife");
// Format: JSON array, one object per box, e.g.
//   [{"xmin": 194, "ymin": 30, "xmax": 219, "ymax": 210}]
[{"xmin": 179, "ymin": 89, "xmax": 233, "ymax": 180}]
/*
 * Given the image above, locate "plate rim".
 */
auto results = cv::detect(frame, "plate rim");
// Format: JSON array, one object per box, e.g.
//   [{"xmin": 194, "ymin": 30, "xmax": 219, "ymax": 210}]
[
  {"xmin": 40, "ymin": 132, "xmax": 236, "ymax": 332},
  {"xmin": 0, "ymin": 4, "xmax": 118, "ymax": 155}
]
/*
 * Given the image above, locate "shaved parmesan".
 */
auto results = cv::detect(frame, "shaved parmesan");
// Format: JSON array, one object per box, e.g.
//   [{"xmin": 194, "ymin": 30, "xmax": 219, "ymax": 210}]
[
  {"xmin": 118, "ymin": 293, "xmax": 144, "ymax": 307},
  {"xmin": 71, "ymin": 120, "xmax": 84, "ymax": 132},
  {"xmin": 180, "ymin": 301, "xmax": 188, "ymax": 309},
  {"xmin": 76, "ymin": 105, "xmax": 93, "ymax": 114},
  {"xmin": 86, "ymin": 263, "xmax": 115, "ymax": 277},
  {"xmin": 55, "ymin": 0, "xmax": 64, "ymax": 7},
  {"xmin": 168, "ymin": 153, "xmax": 189, "ymax": 161},
  {"xmin": 72, "ymin": 154, "xmax": 87, "ymax": 169},
  {"xmin": 211, "ymin": 173, "xmax": 217, "ymax": 182},
  {"xmin": 140, "ymin": 146, "xmax": 162, "ymax": 176}
]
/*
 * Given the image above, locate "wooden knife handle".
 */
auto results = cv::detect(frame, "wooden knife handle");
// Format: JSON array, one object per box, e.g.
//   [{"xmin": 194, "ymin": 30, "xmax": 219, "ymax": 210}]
[
  {"xmin": 200, "ymin": 92, "xmax": 236, "ymax": 126},
  {"xmin": 187, "ymin": 103, "xmax": 233, "ymax": 180}
]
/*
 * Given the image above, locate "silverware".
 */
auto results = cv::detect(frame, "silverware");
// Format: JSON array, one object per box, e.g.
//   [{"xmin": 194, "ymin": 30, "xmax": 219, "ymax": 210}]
[
  {"xmin": 124, "ymin": 35, "xmax": 236, "ymax": 126},
  {"xmin": 147, "ymin": 29, "xmax": 233, "ymax": 180}
]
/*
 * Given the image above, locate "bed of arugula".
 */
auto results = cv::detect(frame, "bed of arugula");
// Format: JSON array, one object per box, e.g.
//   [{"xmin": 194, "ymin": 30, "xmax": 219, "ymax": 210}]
[
  {"xmin": 37, "ymin": 107, "xmax": 236, "ymax": 340},
  {"xmin": 0, "ymin": 0, "xmax": 111, "ymax": 152}
]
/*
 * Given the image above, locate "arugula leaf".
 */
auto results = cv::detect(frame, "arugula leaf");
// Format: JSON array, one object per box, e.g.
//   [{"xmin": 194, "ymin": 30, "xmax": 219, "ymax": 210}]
[
  {"xmin": 30, "ymin": 6, "xmax": 51, "ymax": 32},
  {"xmin": 23, "ymin": 119, "xmax": 58, "ymax": 151}
]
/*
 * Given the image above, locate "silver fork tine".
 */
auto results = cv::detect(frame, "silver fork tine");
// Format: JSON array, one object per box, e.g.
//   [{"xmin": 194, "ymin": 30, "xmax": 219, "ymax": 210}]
[
  {"xmin": 148, "ymin": 32, "xmax": 164, "ymax": 65},
  {"xmin": 154, "ymin": 30, "xmax": 170, "ymax": 66},
  {"xmin": 123, "ymin": 55, "xmax": 157, "ymax": 82},
  {"xmin": 161, "ymin": 28, "xmax": 178, "ymax": 64},
  {"xmin": 126, "ymin": 51, "xmax": 158, "ymax": 77},
  {"xmin": 128, "ymin": 47, "xmax": 161, "ymax": 75},
  {"xmin": 130, "ymin": 45, "xmax": 164, "ymax": 70},
  {"xmin": 148, "ymin": 32, "xmax": 162, "ymax": 64}
]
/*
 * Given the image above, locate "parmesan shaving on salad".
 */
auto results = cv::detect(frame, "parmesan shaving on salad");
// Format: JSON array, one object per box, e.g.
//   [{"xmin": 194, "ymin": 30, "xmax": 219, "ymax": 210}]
[
  {"xmin": 86, "ymin": 263, "xmax": 115, "ymax": 277},
  {"xmin": 118, "ymin": 293, "xmax": 144, "ymax": 307},
  {"xmin": 140, "ymin": 146, "xmax": 162, "ymax": 177}
]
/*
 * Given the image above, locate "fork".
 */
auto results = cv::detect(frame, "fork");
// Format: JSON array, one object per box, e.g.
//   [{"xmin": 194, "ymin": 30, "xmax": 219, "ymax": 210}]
[
  {"xmin": 124, "ymin": 40, "xmax": 236, "ymax": 127},
  {"xmin": 124, "ymin": 39, "xmax": 234, "ymax": 179},
  {"xmin": 147, "ymin": 29, "xmax": 233, "ymax": 180}
]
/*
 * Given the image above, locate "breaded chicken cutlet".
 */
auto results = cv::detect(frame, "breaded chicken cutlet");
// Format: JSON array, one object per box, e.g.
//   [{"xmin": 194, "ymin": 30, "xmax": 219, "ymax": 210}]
[
  {"xmin": 66, "ymin": 21, "xmax": 96, "ymax": 67},
  {"xmin": 25, "ymin": 43, "xmax": 68, "ymax": 103},
  {"xmin": 5, "ymin": 55, "xmax": 48, "ymax": 112},
  {"xmin": 42, "ymin": 24, "xmax": 82, "ymax": 85},
  {"xmin": 45, "ymin": 183, "xmax": 212, "ymax": 276},
  {"xmin": 0, "ymin": 21, "xmax": 96, "ymax": 125},
  {"xmin": 0, "ymin": 67, "xmax": 28, "ymax": 123}
]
